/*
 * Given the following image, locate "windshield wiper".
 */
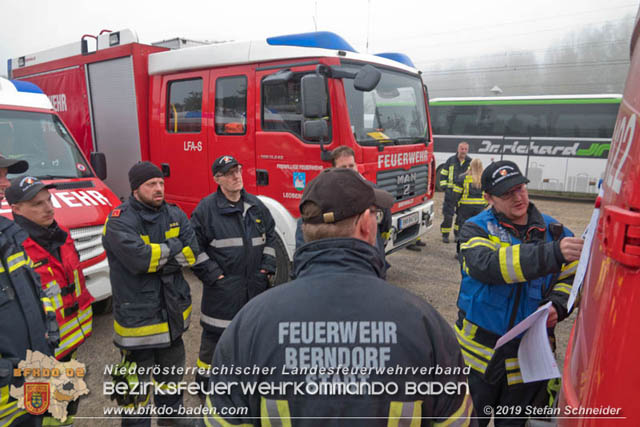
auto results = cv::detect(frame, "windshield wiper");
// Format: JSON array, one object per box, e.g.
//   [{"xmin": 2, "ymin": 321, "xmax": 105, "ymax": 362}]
[{"xmin": 37, "ymin": 175, "xmax": 81, "ymax": 180}]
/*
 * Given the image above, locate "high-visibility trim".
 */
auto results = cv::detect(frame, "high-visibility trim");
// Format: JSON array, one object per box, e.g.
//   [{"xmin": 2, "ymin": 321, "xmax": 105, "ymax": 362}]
[
  {"xmin": 388, "ymin": 400, "xmax": 422, "ymax": 427},
  {"xmin": 507, "ymin": 372, "xmax": 523, "ymax": 385},
  {"xmin": 204, "ymin": 395, "xmax": 253, "ymax": 427},
  {"xmin": 261, "ymin": 397, "xmax": 291, "ymax": 427},
  {"xmin": 0, "ymin": 384, "xmax": 8, "ymax": 406},
  {"xmin": 441, "ymin": 169, "xmax": 449, "ymax": 176},
  {"xmin": 263, "ymin": 247, "xmax": 276, "ymax": 257},
  {"xmin": 140, "ymin": 235, "xmax": 150, "ymax": 244},
  {"xmin": 147, "ymin": 243, "xmax": 162, "ymax": 273},
  {"xmin": 183, "ymin": 305, "xmax": 192, "ymax": 330},
  {"xmin": 499, "ymin": 245, "xmax": 526, "ymax": 283},
  {"xmin": 55, "ymin": 327, "xmax": 85, "ymax": 358},
  {"xmin": 452, "ymin": 186, "xmax": 463, "ymax": 193},
  {"xmin": 460, "ymin": 198, "xmax": 487, "ymax": 205},
  {"xmin": 433, "ymin": 393, "xmax": 473, "ymax": 427},
  {"xmin": 558, "ymin": 260, "xmax": 579, "ymax": 280},
  {"xmin": 165, "ymin": 227, "xmax": 180, "ymax": 239},
  {"xmin": 59, "ymin": 315, "xmax": 82, "ymax": 337},
  {"xmin": 6, "ymin": 252, "xmax": 28, "ymax": 273},
  {"xmin": 459, "ymin": 349, "xmax": 488, "ymax": 374},
  {"xmin": 194, "ymin": 252, "xmax": 210, "ymax": 265},
  {"xmin": 455, "ymin": 326, "xmax": 494, "ymax": 360},
  {"xmin": 73, "ymin": 270, "xmax": 81, "ymax": 298},
  {"xmin": 460, "ymin": 237, "xmax": 499, "ymax": 251},
  {"xmin": 114, "ymin": 319, "xmax": 168, "ymax": 337},
  {"xmin": 210, "ymin": 238, "xmax": 244, "ymax": 248},
  {"xmin": 0, "ymin": 401, "xmax": 26, "ymax": 427},
  {"xmin": 505, "ymin": 357, "xmax": 519, "ymax": 370},
  {"xmin": 197, "ymin": 358, "xmax": 211, "ymax": 370},
  {"xmin": 251, "ymin": 236, "xmax": 265, "ymax": 246},
  {"xmin": 182, "ymin": 246, "xmax": 196, "ymax": 265},
  {"xmin": 114, "ymin": 332, "xmax": 171, "ymax": 348},
  {"xmin": 200, "ymin": 314, "xmax": 231, "ymax": 329},
  {"xmin": 441, "ymin": 227, "xmax": 452, "ymax": 233},
  {"xmin": 439, "ymin": 180, "xmax": 448, "ymax": 186},
  {"xmin": 41, "ymin": 297, "xmax": 55, "ymax": 314},
  {"xmin": 553, "ymin": 282, "xmax": 572, "ymax": 295}
]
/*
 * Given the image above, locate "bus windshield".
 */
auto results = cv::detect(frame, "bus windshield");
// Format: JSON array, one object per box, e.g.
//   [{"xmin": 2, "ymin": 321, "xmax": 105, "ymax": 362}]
[
  {"xmin": 343, "ymin": 63, "xmax": 428, "ymax": 145},
  {"xmin": 0, "ymin": 109, "xmax": 92, "ymax": 179}
]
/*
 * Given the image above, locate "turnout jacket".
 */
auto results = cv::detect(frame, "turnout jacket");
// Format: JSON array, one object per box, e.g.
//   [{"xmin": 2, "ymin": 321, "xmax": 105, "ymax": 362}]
[
  {"xmin": 191, "ymin": 188, "xmax": 276, "ymax": 331},
  {"xmin": 204, "ymin": 238, "xmax": 474, "ymax": 427},
  {"xmin": 456, "ymin": 204, "xmax": 577, "ymax": 384},
  {"xmin": 439, "ymin": 154, "xmax": 472, "ymax": 194},
  {"xmin": 0, "ymin": 217, "xmax": 57, "ymax": 427},
  {"xmin": 16, "ymin": 216, "xmax": 94, "ymax": 360},
  {"xmin": 102, "ymin": 197, "xmax": 198, "ymax": 350}
]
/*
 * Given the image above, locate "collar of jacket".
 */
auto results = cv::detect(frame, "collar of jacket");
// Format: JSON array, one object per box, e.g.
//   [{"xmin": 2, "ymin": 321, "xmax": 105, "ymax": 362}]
[
  {"xmin": 293, "ymin": 237, "xmax": 385, "ymax": 280},
  {"xmin": 491, "ymin": 202, "xmax": 546, "ymax": 240},
  {"xmin": 13, "ymin": 214, "xmax": 67, "ymax": 251},
  {"xmin": 215, "ymin": 187, "xmax": 247, "ymax": 214},
  {"xmin": 129, "ymin": 196, "xmax": 168, "ymax": 222}
]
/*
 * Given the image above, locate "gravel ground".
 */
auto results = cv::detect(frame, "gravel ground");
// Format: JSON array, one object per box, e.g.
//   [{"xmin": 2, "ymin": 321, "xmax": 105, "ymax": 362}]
[{"xmin": 73, "ymin": 191, "xmax": 594, "ymax": 425}]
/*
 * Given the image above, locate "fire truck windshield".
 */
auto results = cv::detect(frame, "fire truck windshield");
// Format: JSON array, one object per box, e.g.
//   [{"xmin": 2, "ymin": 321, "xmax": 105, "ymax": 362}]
[
  {"xmin": 0, "ymin": 109, "xmax": 92, "ymax": 179},
  {"xmin": 343, "ymin": 64, "xmax": 428, "ymax": 146}
]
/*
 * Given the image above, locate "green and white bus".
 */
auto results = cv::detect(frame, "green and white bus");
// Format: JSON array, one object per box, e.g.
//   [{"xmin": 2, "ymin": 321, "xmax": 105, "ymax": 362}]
[{"xmin": 429, "ymin": 95, "xmax": 622, "ymax": 196}]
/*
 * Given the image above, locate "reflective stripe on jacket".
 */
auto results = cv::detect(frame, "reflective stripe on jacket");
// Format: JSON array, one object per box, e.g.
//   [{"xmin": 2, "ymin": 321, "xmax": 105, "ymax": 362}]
[
  {"xmin": 102, "ymin": 197, "xmax": 198, "ymax": 350},
  {"xmin": 459, "ymin": 175, "xmax": 487, "ymax": 207},
  {"xmin": 191, "ymin": 189, "xmax": 276, "ymax": 331},
  {"xmin": 23, "ymin": 231, "xmax": 94, "ymax": 360},
  {"xmin": 439, "ymin": 155, "xmax": 472, "ymax": 193}
]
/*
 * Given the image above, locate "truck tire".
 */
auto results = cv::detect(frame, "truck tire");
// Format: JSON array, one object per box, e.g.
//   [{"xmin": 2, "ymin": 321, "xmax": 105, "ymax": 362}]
[
  {"xmin": 270, "ymin": 234, "xmax": 291, "ymax": 287},
  {"xmin": 435, "ymin": 164, "xmax": 446, "ymax": 192}
]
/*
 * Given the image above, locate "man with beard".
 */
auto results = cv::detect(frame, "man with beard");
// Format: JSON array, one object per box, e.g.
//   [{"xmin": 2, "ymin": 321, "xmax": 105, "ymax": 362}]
[{"xmin": 103, "ymin": 161, "xmax": 199, "ymax": 426}]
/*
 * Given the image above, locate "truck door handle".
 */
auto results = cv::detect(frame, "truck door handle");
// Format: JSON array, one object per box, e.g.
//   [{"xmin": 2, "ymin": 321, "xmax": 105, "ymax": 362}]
[
  {"xmin": 257, "ymin": 170, "xmax": 269, "ymax": 186},
  {"xmin": 161, "ymin": 163, "xmax": 170, "ymax": 178}
]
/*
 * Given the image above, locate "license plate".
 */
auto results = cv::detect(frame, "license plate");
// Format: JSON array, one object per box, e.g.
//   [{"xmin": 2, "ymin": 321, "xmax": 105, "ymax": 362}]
[{"xmin": 398, "ymin": 212, "xmax": 419, "ymax": 230}]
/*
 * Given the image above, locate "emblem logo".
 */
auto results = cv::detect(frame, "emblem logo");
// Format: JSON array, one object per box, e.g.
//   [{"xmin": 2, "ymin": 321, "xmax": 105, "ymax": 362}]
[
  {"xmin": 293, "ymin": 172, "xmax": 306, "ymax": 191},
  {"xmin": 24, "ymin": 383, "xmax": 50, "ymax": 415}
]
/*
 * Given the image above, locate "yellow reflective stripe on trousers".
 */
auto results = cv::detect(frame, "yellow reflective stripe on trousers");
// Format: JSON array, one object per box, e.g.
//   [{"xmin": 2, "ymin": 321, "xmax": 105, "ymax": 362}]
[
  {"xmin": 197, "ymin": 358, "xmax": 211, "ymax": 370},
  {"xmin": 505, "ymin": 358, "xmax": 523, "ymax": 385},
  {"xmin": 433, "ymin": 392, "xmax": 473, "ymax": 427},
  {"xmin": 261, "ymin": 397, "xmax": 291, "ymax": 427},
  {"xmin": 204, "ymin": 395, "xmax": 253, "ymax": 427},
  {"xmin": 147, "ymin": 243, "xmax": 162, "ymax": 273},
  {"xmin": 183, "ymin": 305, "xmax": 192, "ymax": 330},
  {"xmin": 558, "ymin": 260, "xmax": 579, "ymax": 280},
  {"xmin": 165, "ymin": 227, "xmax": 180, "ymax": 239},
  {"xmin": 498, "ymin": 245, "xmax": 526, "ymax": 283},
  {"xmin": 387, "ymin": 401, "xmax": 422, "ymax": 427}
]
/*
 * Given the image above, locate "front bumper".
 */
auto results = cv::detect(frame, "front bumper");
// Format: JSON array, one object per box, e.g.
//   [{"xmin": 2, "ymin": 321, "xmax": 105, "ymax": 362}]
[
  {"xmin": 82, "ymin": 257, "xmax": 111, "ymax": 302},
  {"xmin": 386, "ymin": 200, "xmax": 435, "ymax": 254}
]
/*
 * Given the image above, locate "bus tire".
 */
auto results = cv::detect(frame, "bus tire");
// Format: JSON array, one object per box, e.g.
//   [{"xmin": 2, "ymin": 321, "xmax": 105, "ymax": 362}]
[
  {"xmin": 435, "ymin": 164, "xmax": 446, "ymax": 191},
  {"xmin": 270, "ymin": 234, "xmax": 291, "ymax": 287}
]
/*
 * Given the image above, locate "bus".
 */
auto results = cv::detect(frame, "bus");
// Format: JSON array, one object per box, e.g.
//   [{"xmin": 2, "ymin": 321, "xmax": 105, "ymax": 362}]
[{"xmin": 429, "ymin": 95, "xmax": 621, "ymax": 196}]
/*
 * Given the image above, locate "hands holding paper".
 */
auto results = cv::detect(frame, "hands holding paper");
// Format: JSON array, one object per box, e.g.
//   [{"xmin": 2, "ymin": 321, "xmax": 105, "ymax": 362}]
[{"xmin": 546, "ymin": 305, "xmax": 558, "ymax": 328}]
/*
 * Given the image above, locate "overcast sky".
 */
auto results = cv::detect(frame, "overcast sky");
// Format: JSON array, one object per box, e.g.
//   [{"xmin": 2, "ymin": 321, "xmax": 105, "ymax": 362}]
[{"xmin": 1, "ymin": 0, "xmax": 638, "ymax": 77}]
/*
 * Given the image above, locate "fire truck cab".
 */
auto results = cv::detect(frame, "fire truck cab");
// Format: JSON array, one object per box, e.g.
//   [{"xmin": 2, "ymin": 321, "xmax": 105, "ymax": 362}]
[
  {"xmin": 0, "ymin": 77, "xmax": 120, "ymax": 309},
  {"xmin": 10, "ymin": 30, "xmax": 436, "ymax": 282}
]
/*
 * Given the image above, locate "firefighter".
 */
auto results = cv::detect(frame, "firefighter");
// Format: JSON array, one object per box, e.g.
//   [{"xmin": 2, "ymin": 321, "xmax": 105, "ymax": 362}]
[
  {"xmin": 439, "ymin": 142, "xmax": 471, "ymax": 243},
  {"xmin": 294, "ymin": 146, "xmax": 392, "ymax": 277},
  {"xmin": 456, "ymin": 160, "xmax": 584, "ymax": 426},
  {"xmin": 0, "ymin": 156, "xmax": 59, "ymax": 427},
  {"xmin": 454, "ymin": 159, "xmax": 488, "ymax": 255},
  {"xmin": 202, "ymin": 168, "xmax": 474, "ymax": 426},
  {"xmin": 190, "ymin": 155, "xmax": 276, "ymax": 395},
  {"xmin": 102, "ymin": 162, "xmax": 199, "ymax": 427},
  {"xmin": 7, "ymin": 176, "xmax": 94, "ymax": 426}
]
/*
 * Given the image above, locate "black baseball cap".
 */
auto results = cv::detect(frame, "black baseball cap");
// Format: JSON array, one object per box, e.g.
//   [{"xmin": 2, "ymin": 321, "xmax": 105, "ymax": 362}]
[
  {"xmin": 300, "ymin": 168, "xmax": 394, "ymax": 224},
  {"xmin": 0, "ymin": 155, "xmax": 28, "ymax": 174},
  {"xmin": 482, "ymin": 160, "xmax": 530, "ymax": 196},
  {"xmin": 212, "ymin": 155, "xmax": 240, "ymax": 176},
  {"xmin": 6, "ymin": 176, "xmax": 55, "ymax": 205}
]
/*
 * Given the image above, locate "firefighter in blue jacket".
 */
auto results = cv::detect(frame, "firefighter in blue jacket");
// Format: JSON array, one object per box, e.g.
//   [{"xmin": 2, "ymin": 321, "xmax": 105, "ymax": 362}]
[
  {"xmin": 102, "ymin": 162, "xmax": 199, "ymax": 427},
  {"xmin": 456, "ymin": 160, "xmax": 584, "ymax": 426},
  {"xmin": 190, "ymin": 155, "xmax": 276, "ymax": 394},
  {"xmin": 202, "ymin": 168, "xmax": 475, "ymax": 426},
  {"xmin": 0, "ymin": 156, "xmax": 59, "ymax": 427}
]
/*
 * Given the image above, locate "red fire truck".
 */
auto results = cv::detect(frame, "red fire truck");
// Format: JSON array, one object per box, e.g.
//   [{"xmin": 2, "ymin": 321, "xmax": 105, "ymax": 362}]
[
  {"xmin": 557, "ymin": 6, "xmax": 640, "ymax": 426},
  {"xmin": 9, "ymin": 29, "xmax": 436, "ymax": 282},
  {"xmin": 0, "ymin": 77, "xmax": 120, "ymax": 311}
]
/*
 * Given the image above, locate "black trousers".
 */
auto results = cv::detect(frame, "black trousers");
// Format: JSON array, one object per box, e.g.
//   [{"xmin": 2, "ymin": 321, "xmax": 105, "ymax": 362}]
[
  {"xmin": 440, "ymin": 189, "xmax": 458, "ymax": 237},
  {"xmin": 196, "ymin": 327, "xmax": 224, "ymax": 393},
  {"xmin": 468, "ymin": 368, "xmax": 547, "ymax": 427},
  {"xmin": 455, "ymin": 204, "xmax": 486, "ymax": 252},
  {"xmin": 121, "ymin": 338, "xmax": 186, "ymax": 427}
]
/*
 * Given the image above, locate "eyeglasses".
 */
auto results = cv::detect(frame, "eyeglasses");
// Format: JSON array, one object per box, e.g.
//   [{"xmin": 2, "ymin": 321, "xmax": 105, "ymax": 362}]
[
  {"xmin": 371, "ymin": 208, "xmax": 384, "ymax": 224},
  {"xmin": 497, "ymin": 184, "xmax": 526, "ymax": 200},
  {"xmin": 216, "ymin": 165, "xmax": 243, "ymax": 178}
]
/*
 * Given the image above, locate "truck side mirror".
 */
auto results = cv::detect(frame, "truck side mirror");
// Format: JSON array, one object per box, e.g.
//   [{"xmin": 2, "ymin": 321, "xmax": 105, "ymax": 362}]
[
  {"xmin": 354, "ymin": 64, "xmax": 381, "ymax": 92},
  {"xmin": 90, "ymin": 152, "xmax": 107, "ymax": 180},
  {"xmin": 301, "ymin": 74, "xmax": 327, "ymax": 118},
  {"xmin": 303, "ymin": 119, "xmax": 329, "ymax": 142}
]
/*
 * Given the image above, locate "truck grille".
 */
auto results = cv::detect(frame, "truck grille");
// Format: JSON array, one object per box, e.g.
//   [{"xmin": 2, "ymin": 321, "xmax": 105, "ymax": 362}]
[
  {"xmin": 376, "ymin": 164, "xmax": 428, "ymax": 202},
  {"xmin": 70, "ymin": 225, "xmax": 105, "ymax": 262}
]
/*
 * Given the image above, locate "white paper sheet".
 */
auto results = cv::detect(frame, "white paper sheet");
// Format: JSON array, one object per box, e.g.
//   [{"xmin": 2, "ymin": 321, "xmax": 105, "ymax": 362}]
[
  {"xmin": 568, "ymin": 203, "xmax": 601, "ymax": 311},
  {"xmin": 494, "ymin": 302, "xmax": 560, "ymax": 382}
]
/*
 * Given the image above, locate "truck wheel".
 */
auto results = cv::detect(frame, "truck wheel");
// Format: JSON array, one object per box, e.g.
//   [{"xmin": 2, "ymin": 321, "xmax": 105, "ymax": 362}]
[
  {"xmin": 270, "ymin": 234, "xmax": 291, "ymax": 287},
  {"xmin": 93, "ymin": 296, "xmax": 113, "ymax": 315},
  {"xmin": 435, "ymin": 164, "xmax": 445, "ymax": 192}
]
